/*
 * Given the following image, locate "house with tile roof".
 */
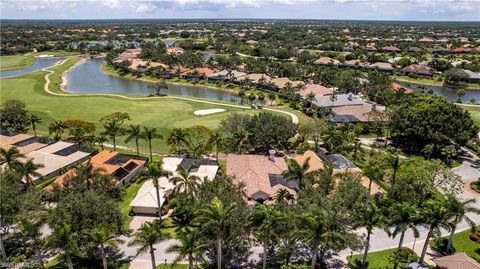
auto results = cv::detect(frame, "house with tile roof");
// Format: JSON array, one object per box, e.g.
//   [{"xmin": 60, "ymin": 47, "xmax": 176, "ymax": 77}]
[
  {"xmin": 299, "ymin": 84, "xmax": 333, "ymax": 97},
  {"xmin": 433, "ymin": 252, "xmax": 480, "ymax": 269},
  {"xmin": 46, "ymin": 150, "xmax": 147, "ymax": 190},
  {"xmin": 294, "ymin": 150, "xmax": 384, "ymax": 195},
  {"xmin": 226, "ymin": 153, "xmax": 297, "ymax": 205},
  {"xmin": 402, "ymin": 64, "xmax": 434, "ymax": 77},
  {"xmin": 0, "ymin": 132, "xmax": 50, "ymax": 155},
  {"xmin": 314, "ymin": 57, "xmax": 340, "ymax": 66},
  {"xmin": 366, "ymin": 62, "xmax": 394, "ymax": 72}
]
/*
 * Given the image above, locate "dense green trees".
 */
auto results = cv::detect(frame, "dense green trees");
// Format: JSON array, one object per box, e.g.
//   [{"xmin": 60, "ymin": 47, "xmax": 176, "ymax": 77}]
[{"xmin": 390, "ymin": 95, "xmax": 478, "ymax": 157}]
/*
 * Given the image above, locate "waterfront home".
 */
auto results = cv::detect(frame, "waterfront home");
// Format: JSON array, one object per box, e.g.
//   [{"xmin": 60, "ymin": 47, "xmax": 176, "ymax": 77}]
[
  {"xmin": 366, "ymin": 62, "xmax": 394, "ymax": 72},
  {"xmin": 24, "ymin": 142, "xmax": 93, "ymax": 184},
  {"xmin": 298, "ymin": 83, "xmax": 333, "ymax": 97},
  {"xmin": 270, "ymin": 77, "xmax": 303, "ymax": 90},
  {"xmin": 226, "ymin": 152, "xmax": 297, "ymax": 205},
  {"xmin": 0, "ymin": 132, "xmax": 50, "ymax": 155},
  {"xmin": 312, "ymin": 93, "xmax": 365, "ymax": 108},
  {"xmin": 462, "ymin": 69, "xmax": 480, "ymax": 83},
  {"xmin": 113, "ymin": 48, "xmax": 141, "ymax": 62},
  {"xmin": 313, "ymin": 56, "xmax": 340, "ymax": 66},
  {"xmin": 130, "ymin": 157, "xmax": 219, "ymax": 215},
  {"xmin": 401, "ymin": 64, "xmax": 434, "ymax": 77},
  {"xmin": 207, "ymin": 70, "xmax": 247, "ymax": 82},
  {"xmin": 294, "ymin": 150, "xmax": 384, "ymax": 195},
  {"xmin": 46, "ymin": 150, "xmax": 147, "ymax": 190},
  {"xmin": 240, "ymin": 73, "xmax": 273, "ymax": 87},
  {"xmin": 179, "ymin": 67, "xmax": 215, "ymax": 79},
  {"xmin": 391, "ymin": 82, "xmax": 414, "ymax": 94}
]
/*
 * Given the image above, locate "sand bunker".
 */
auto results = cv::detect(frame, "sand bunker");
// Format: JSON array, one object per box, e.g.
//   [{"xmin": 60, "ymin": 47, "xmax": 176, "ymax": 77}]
[{"xmin": 194, "ymin": 108, "xmax": 226, "ymax": 116}]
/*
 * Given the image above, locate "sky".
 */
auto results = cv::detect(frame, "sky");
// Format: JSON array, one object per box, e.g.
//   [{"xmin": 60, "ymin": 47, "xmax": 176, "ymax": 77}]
[{"xmin": 1, "ymin": 0, "xmax": 479, "ymax": 21}]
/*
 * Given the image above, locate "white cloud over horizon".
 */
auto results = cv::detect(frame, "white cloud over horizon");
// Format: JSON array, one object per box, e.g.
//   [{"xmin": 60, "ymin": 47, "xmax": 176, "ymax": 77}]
[{"xmin": 1, "ymin": 0, "xmax": 479, "ymax": 21}]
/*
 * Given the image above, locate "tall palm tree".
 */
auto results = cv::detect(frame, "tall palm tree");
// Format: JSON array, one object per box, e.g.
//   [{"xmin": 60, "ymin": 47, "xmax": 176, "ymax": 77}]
[
  {"xmin": 275, "ymin": 188, "xmax": 295, "ymax": 206},
  {"xmin": 15, "ymin": 159, "xmax": 44, "ymax": 188},
  {"xmin": 103, "ymin": 121, "xmax": 124, "ymax": 151},
  {"xmin": 445, "ymin": 195, "xmax": 480, "ymax": 252},
  {"xmin": 300, "ymin": 210, "xmax": 328, "ymax": 269},
  {"xmin": 282, "ymin": 158, "xmax": 312, "ymax": 189},
  {"xmin": 166, "ymin": 228, "xmax": 206, "ymax": 269},
  {"xmin": 355, "ymin": 202, "xmax": 385, "ymax": 269},
  {"xmin": 170, "ymin": 165, "xmax": 201, "ymax": 197},
  {"xmin": 142, "ymin": 127, "xmax": 163, "ymax": 161},
  {"xmin": 142, "ymin": 161, "xmax": 172, "ymax": 220},
  {"xmin": 65, "ymin": 162, "xmax": 105, "ymax": 190},
  {"xmin": 88, "ymin": 226, "xmax": 124, "ymax": 269},
  {"xmin": 208, "ymin": 132, "xmax": 224, "ymax": 160},
  {"xmin": 49, "ymin": 120, "xmax": 68, "ymax": 141},
  {"xmin": 29, "ymin": 114, "xmax": 42, "ymax": 137},
  {"xmin": 196, "ymin": 197, "xmax": 236, "ymax": 269},
  {"xmin": 387, "ymin": 202, "xmax": 420, "ymax": 251},
  {"xmin": 0, "ymin": 147, "xmax": 24, "ymax": 168},
  {"xmin": 95, "ymin": 133, "xmax": 108, "ymax": 150},
  {"xmin": 129, "ymin": 220, "xmax": 169, "ymax": 269},
  {"xmin": 418, "ymin": 198, "xmax": 452, "ymax": 263},
  {"xmin": 125, "ymin": 124, "xmax": 143, "ymax": 156},
  {"xmin": 167, "ymin": 128, "xmax": 187, "ymax": 155},
  {"xmin": 250, "ymin": 204, "xmax": 284, "ymax": 269},
  {"xmin": 46, "ymin": 225, "xmax": 78, "ymax": 269},
  {"xmin": 268, "ymin": 92, "xmax": 276, "ymax": 106}
]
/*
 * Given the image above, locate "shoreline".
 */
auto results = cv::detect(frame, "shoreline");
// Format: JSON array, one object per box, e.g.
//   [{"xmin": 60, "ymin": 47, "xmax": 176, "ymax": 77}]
[
  {"xmin": 395, "ymin": 77, "xmax": 480, "ymax": 91},
  {"xmin": 60, "ymin": 57, "xmax": 86, "ymax": 91},
  {"xmin": 99, "ymin": 62, "xmax": 240, "ymax": 95}
]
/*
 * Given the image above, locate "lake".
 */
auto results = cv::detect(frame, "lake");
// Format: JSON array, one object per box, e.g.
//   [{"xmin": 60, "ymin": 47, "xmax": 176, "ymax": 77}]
[
  {"xmin": 398, "ymin": 81, "xmax": 480, "ymax": 103},
  {"xmin": 0, "ymin": 57, "xmax": 63, "ymax": 78},
  {"xmin": 66, "ymin": 58, "xmax": 238, "ymax": 102}
]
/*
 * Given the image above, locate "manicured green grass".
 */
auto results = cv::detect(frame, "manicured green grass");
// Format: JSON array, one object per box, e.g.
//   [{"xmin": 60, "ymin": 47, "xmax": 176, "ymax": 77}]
[
  {"xmin": 347, "ymin": 247, "xmax": 418, "ymax": 269},
  {"xmin": 0, "ymin": 58, "xmax": 275, "ymax": 154},
  {"xmin": 431, "ymin": 227, "xmax": 480, "ymax": 262},
  {"xmin": 0, "ymin": 54, "xmax": 36, "ymax": 71},
  {"xmin": 119, "ymin": 179, "xmax": 144, "ymax": 228},
  {"xmin": 461, "ymin": 105, "xmax": 480, "ymax": 127}
]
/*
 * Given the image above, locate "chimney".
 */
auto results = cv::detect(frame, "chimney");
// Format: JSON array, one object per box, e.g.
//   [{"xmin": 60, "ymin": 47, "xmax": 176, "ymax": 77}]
[{"xmin": 268, "ymin": 149, "xmax": 276, "ymax": 162}]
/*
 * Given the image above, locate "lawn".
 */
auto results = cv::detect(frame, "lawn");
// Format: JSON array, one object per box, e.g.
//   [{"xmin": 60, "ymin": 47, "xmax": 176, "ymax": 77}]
[
  {"xmin": 0, "ymin": 58, "xmax": 278, "ymax": 154},
  {"xmin": 461, "ymin": 105, "xmax": 480, "ymax": 128},
  {"xmin": 0, "ymin": 54, "xmax": 36, "ymax": 71},
  {"xmin": 430, "ymin": 227, "xmax": 480, "ymax": 262},
  {"xmin": 157, "ymin": 264, "xmax": 189, "ymax": 269},
  {"xmin": 347, "ymin": 247, "xmax": 418, "ymax": 269}
]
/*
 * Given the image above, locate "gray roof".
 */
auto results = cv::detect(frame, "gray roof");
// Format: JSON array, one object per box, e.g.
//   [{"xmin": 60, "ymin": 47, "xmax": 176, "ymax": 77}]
[
  {"xmin": 326, "ymin": 154, "xmax": 357, "ymax": 169},
  {"xmin": 463, "ymin": 69, "xmax": 480, "ymax": 79},
  {"xmin": 312, "ymin": 94, "xmax": 365, "ymax": 107}
]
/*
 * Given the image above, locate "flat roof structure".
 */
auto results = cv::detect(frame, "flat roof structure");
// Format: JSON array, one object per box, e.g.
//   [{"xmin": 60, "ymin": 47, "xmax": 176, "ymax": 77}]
[
  {"xmin": 0, "ymin": 133, "xmax": 50, "ymax": 155},
  {"xmin": 312, "ymin": 93, "xmax": 365, "ymax": 108},
  {"xmin": 24, "ymin": 141, "xmax": 92, "ymax": 182}
]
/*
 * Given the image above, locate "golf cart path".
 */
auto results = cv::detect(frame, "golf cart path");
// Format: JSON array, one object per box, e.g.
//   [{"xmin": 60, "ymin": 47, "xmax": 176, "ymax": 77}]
[{"xmin": 41, "ymin": 58, "xmax": 299, "ymax": 124}]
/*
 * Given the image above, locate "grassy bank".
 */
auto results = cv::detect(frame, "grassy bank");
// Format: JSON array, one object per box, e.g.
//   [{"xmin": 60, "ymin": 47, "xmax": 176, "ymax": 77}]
[
  {"xmin": 460, "ymin": 105, "xmax": 480, "ymax": 127},
  {"xmin": 0, "ymin": 51, "xmax": 80, "ymax": 71},
  {"xmin": 347, "ymin": 247, "xmax": 418, "ymax": 269},
  {"xmin": 0, "ymin": 57, "xmax": 277, "ymax": 154}
]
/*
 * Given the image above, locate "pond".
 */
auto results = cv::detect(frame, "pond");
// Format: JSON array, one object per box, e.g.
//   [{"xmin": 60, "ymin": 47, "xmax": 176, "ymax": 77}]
[
  {"xmin": 0, "ymin": 57, "xmax": 63, "ymax": 78},
  {"xmin": 398, "ymin": 81, "xmax": 480, "ymax": 103},
  {"xmin": 66, "ymin": 58, "xmax": 239, "ymax": 102}
]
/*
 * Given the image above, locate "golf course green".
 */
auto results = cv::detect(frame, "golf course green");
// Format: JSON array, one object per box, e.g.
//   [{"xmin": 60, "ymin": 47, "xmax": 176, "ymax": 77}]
[{"xmin": 0, "ymin": 55, "xmax": 290, "ymax": 154}]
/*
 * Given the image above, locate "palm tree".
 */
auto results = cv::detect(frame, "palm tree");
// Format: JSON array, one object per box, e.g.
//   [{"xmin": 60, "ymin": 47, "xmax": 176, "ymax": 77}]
[
  {"xmin": 418, "ymin": 198, "xmax": 452, "ymax": 263},
  {"xmin": 95, "ymin": 133, "xmax": 108, "ymax": 150},
  {"xmin": 0, "ymin": 147, "xmax": 24, "ymax": 168},
  {"xmin": 49, "ymin": 120, "xmax": 68, "ymax": 141},
  {"xmin": 456, "ymin": 89, "xmax": 465, "ymax": 103},
  {"xmin": 445, "ymin": 195, "xmax": 480, "ymax": 252},
  {"xmin": 238, "ymin": 89, "xmax": 246, "ymax": 104},
  {"xmin": 250, "ymin": 204, "xmax": 284, "ymax": 269},
  {"xmin": 46, "ymin": 225, "xmax": 78, "ymax": 269},
  {"xmin": 208, "ymin": 132, "xmax": 224, "ymax": 160},
  {"xmin": 103, "ymin": 120, "xmax": 124, "ymax": 151},
  {"xmin": 306, "ymin": 92, "xmax": 316, "ymax": 106},
  {"xmin": 29, "ymin": 114, "xmax": 42, "ymax": 137},
  {"xmin": 301, "ymin": 210, "xmax": 328, "ymax": 269},
  {"xmin": 356, "ymin": 202, "xmax": 385, "ymax": 269},
  {"xmin": 388, "ymin": 202, "xmax": 420, "ymax": 251},
  {"xmin": 142, "ymin": 161, "xmax": 172, "ymax": 220},
  {"xmin": 65, "ymin": 162, "xmax": 105, "ymax": 190},
  {"xmin": 275, "ymin": 188, "xmax": 295, "ymax": 205},
  {"xmin": 15, "ymin": 159, "xmax": 44, "ymax": 188},
  {"xmin": 125, "ymin": 124, "xmax": 143, "ymax": 156},
  {"xmin": 88, "ymin": 226, "xmax": 124, "ymax": 269},
  {"xmin": 166, "ymin": 228, "xmax": 206, "ymax": 269},
  {"xmin": 268, "ymin": 92, "xmax": 276, "ymax": 106},
  {"xmin": 282, "ymin": 158, "xmax": 312, "ymax": 189},
  {"xmin": 166, "ymin": 128, "xmax": 187, "ymax": 155},
  {"xmin": 142, "ymin": 127, "xmax": 163, "ymax": 161},
  {"xmin": 196, "ymin": 197, "xmax": 236, "ymax": 269},
  {"xmin": 170, "ymin": 165, "xmax": 201, "ymax": 197},
  {"xmin": 129, "ymin": 220, "xmax": 169, "ymax": 269}
]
